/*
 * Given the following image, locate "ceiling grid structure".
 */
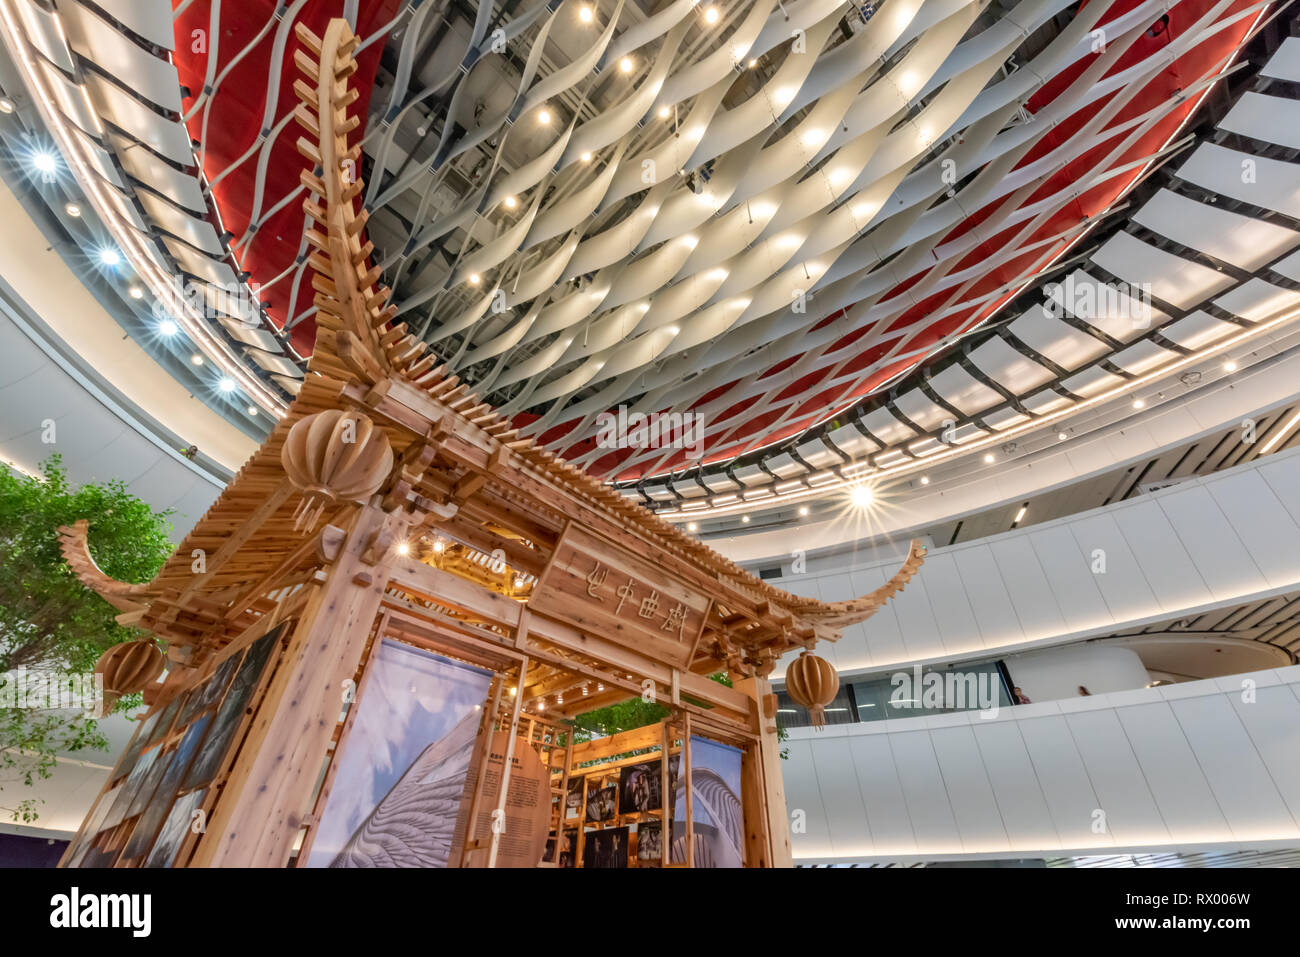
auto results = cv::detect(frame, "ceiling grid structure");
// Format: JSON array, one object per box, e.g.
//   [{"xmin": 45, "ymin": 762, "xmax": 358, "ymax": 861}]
[{"xmin": 0, "ymin": 0, "xmax": 1293, "ymax": 510}]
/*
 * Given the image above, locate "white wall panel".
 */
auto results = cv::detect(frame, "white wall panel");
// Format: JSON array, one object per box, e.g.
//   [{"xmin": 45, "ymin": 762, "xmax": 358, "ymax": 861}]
[
  {"xmin": 768, "ymin": 448, "xmax": 1300, "ymax": 679},
  {"xmin": 787, "ymin": 667, "xmax": 1300, "ymax": 863}
]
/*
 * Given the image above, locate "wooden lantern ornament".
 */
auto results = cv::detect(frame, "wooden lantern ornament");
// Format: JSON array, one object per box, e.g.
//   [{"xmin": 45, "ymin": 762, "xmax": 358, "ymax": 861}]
[
  {"xmin": 281, "ymin": 409, "xmax": 394, "ymax": 530},
  {"xmin": 94, "ymin": 639, "xmax": 165, "ymax": 717},
  {"xmin": 785, "ymin": 651, "xmax": 839, "ymax": 729}
]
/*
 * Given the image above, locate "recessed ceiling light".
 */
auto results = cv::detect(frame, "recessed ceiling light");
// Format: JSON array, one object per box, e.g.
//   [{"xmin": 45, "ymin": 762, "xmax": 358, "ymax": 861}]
[
  {"xmin": 580, "ymin": 151, "xmax": 592, "ymax": 162},
  {"xmin": 1058, "ymin": 432, "xmax": 1068, "ymax": 441},
  {"xmin": 432, "ymin": 539, "xmax": 446, "ymax": 553},
  {"xmin": 748, "ymin": 58, "xmax": 758, "ymax": 68},
  {"xmin": 920, "ymin": 476, "xmax": 929, "ymax": 485},
  {"xmin": 983, "ymin": 453, "xmax": 995, "ymax": 464},
  {"xmin": 619, "ymin": 57, "xmax": 633, "ymax": 73},
  {"xmin": 537, "ymin": 107, "xmax": 551, "ymax": 124},
  {"xmin": 97, "ymin": 248, "xmax": 121, "ymax": 267},
  {"xmin": 1223, "ymin": 360, "xmax": 1238, "ymax": 372},
  {"xmin": 704, "ymin": 6, "xmax": 720, "ymax": 23},
  {"xmin": 218, "ymin": 378, "xmax": 235, "ymax": 393},
  {"xmin": 687, "ymin": 521, "xmax": 698, "ymax": 532},
  {"xmin": 658, "ymin": 106, "xmax": 671, "ymax": 119},
  {"xmin": 0, "ymin": 98, "xmax": 15, "ymax": 114},
  {"xmin": 850, "ymin": 484, "xmax": 874, "ymax": 508},
  {"xmin": 190, "ymin": 353, "xmax": 204, "ymax": 365},
  {"xmin": 579, "ymin": 5, "xmax": 593, "ymax": 22},
  {"xmin": 396, "ymin": 541, "xmax": 411, "ymax": 556},
  {"xmin": 667, "ymin": 325, "xmax": 679, "ymax": 334},
  {"xmin": 503, "ymin": 195, "xmax": 517, "ymax": 209},
  {"xmin": 468, "ymin": 273, "xmax": 481, "ymax": 285},
  {"xmin": 64, "ymin": 202, "xmax": 81, "ymax": 217},
  {"xmin": 247, "ymin": 405, "xmax": 258, "ymax": 416},
  {"xmin": 32, "ymin": 151, "xmax": 57, "ymax": 175},
  {"xmin": 159, "ymin": 319, "xmax": 178, "ymax": 336},
  {"xmin": 1013, "ymin": 505, "xmax": 1028, "ymax": 524},
  {"xmin": 1132, "ymin": 398, "xmax": 1145, "ymax": 409},
  {"xmin": 128, "ymin": 285, "xmax": 144, "ymax": 299},
  {"xmin": 740, "ymin": 514, "xmax": 750, "ymax": 523},
  {"xmin": 797, "ymin": 505, "xmax": 809, "ymax": 516}
]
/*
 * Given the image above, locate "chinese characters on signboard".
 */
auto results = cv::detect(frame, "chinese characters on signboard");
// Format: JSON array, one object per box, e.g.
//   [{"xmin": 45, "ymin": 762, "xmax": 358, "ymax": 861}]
[{"xmin": 529, "ymin": 525, "xmax": 711, "ymax": 669}]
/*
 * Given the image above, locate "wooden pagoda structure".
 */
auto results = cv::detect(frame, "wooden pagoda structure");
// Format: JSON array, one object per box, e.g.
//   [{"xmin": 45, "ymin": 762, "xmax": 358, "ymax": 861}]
[{"xmin": 55, "ymin": 19, "xmax": 925, "ymax": 869}]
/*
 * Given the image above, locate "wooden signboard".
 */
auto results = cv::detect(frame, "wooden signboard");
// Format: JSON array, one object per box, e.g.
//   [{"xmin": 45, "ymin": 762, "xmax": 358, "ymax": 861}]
[{"xmin": 529, "ymin": 523, "xmax": 711, "ymax": 670}]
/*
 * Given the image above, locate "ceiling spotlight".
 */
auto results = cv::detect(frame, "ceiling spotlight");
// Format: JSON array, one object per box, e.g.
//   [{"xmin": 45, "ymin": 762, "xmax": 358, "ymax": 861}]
[
  {"xmin": 1223, "ymin": 360, "xmax": 1238, "ymax": 372},
  {"xmin": 620, "ymin": 57, "xmax": 634, "ymax": 73},
  {"xmin": 1132, "ymin": 398, "xmax": 1145, "ymax": 409},
  {"xmin": 509, "ymin": 686, "xmax": 517, "ymax": 697},
  {"xmin": 190, "ymin": 354, "xmax": 204, "ymax": 366},
  {"xmin": 97, "ymin": 248, "xmax": 121, "ymax": 267},
  {"xmin": 468, "ymin": 273, "xmax": 481, "ymax": 286},
  {"xmin": 247, "ymin": 405, "xmax": 258, "ymax": 416},
  {"xmin": 704, "ymin": 6, "xmax": 720, "ymax": 23},
  {"xmin": 687, "ymin": 521, "xmax": 698, "ymax": 532},
  {"xmin": 580, "ymin": 151, "xmax": 592, "ymax": 162},
  {"xmin": 128, "ymin": 285, "xmax": 144, "ymax": 299},
  {"xmin": 983, "ymin": 453, "xmax": 995, "ymax": 464},
  {"xmin": 0, "ymin": 98, "xmax": 14, "ymax": 114},
  {"xmin": 537, "ymin": 107, "xmax": 551, "ymax": 124},
  {"xmin": 64, "ymin": 202, "xmax": 81, "ymax": 217},
  {"xmin": 667, "ymin": 324, "xmax": 679, "ymax": 334},
  {"xmin": 432, "ymin": 539, "xmax": 446, "ymax": 553},
  {"xmin": 748, "ymin": 58, "xmax": 758, "ymax": 68},
  {"xmin": 740, "ymin": 514, "xmax": 751, "ymax": 524},
  {"xmin": 658, "ymin": 106, "xmax": 671, "ymax": 119},
  {"xmin": 920, "ymin": 476, "xmax": 930, "ymax": 485},
  {"xmin": 797, "ymin": 505, "xmax": 809, "ymax": 516},
  {"xmin": 396, "ymin": 541, "xmax": 411, "ymax": 556},
  {"xmin": 218, "ymin": 378, "xmax": 235, "ymax": 393},
  {"xmin": 850, "ymin": 484, "xmax": 874, "ymax": 508},
  {"xmin": 32, "ymin": 151, "xmax": 57, "ymax": 176},
  {"xmin": 503, "ymin": 195, "xmax": 518, "ymax": 209},
  {"xmin": 537, "ymin": 699, "xmax": 546, "ymax": 712},
  {"xmin": 158, "ymin": 319, "xmax": 178, "ymax": 336},
  {"xmin": 1058, "ymin": 431, "xmax": 1068, "ymax": 441},
  {"xmin": 1013, "ymin": 504, "xmax": 1028, "ymax": 525},
  {"xmin": 579, "ymin": 5, "xmax": 593, "ymax": 22}
]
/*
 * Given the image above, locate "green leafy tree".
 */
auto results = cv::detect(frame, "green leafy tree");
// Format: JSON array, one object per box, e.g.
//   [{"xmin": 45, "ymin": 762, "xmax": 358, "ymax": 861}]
[
  {"xmin": 0, "ymin": 456, "xmax": 173, "ymax": 821},
  {"xmin": 573, "ymin": 672, "xmax": 789, "ymax": 760}
]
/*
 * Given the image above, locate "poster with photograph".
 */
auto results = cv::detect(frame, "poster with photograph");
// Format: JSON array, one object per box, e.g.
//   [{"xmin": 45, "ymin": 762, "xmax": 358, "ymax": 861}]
[
  {"xmin": 585, "ymin": 783, "xmax": 617, "ymax": 822},
  {"xmin": 176, "ymin": 651, "xmax": 240, "ymax": 726},
  {"xmin": 304, "ymin": 639, "xmax": 492, "ymax": 868},
  {"xmin": 559, "ymin": 829, "xmax": 578, "ymax": 868},
  {"xmin": 619, "ymin": 759, "xmax": 669, "ymax": 814},
  {"xmin": 182, "ymin": 627, "xmax": 279, "ymax": 791},
  {"xmin": 564, "ymin": 775, "xmax": 584, "ymax": 815},
  {"xmin": 636, "ymin": 821, "xmax": 662, "ymax": 861},
  {"xmin": 583, "ymin": 826, "xmax": 629, "ymax": 868},
  {"xmin": 671, "ymin": 736, "xmax": 744, "ymax": 868},
  {"xmin": 143, "ymin": 788, "xmax": 207, "ymax": 868}
]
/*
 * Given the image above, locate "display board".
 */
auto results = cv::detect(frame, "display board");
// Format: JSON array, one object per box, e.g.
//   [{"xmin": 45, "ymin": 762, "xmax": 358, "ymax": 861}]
[
  {"xmin": 672, "ymin": 736, "xmax": 745, "ymax": 868},
  {"xmin": 61, "ymin": 623, "xmax": 285, "ymax": 867},
  {"xmin": 303, "ymin": 639, "xmax": 493, "ymax": 867}
]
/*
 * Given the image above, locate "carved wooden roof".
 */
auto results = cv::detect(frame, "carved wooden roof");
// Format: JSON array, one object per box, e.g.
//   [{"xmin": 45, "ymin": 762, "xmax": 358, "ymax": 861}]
[{"xmin": 59, "ymin": 19, "xmax": 923, "ymax": 676}]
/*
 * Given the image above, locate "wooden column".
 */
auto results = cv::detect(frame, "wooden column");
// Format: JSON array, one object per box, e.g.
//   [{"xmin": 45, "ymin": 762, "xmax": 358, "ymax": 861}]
[
  {"xmin": 193, "ymin": 504, "xmax": 396, "ymax": 867},
  {"xmin": 734, "ymin": 675, "xmax": 793, "ymax": 868},
  {"xmin": 486, "ymin": 656, "xmax": 528, "ymax": 868}
]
